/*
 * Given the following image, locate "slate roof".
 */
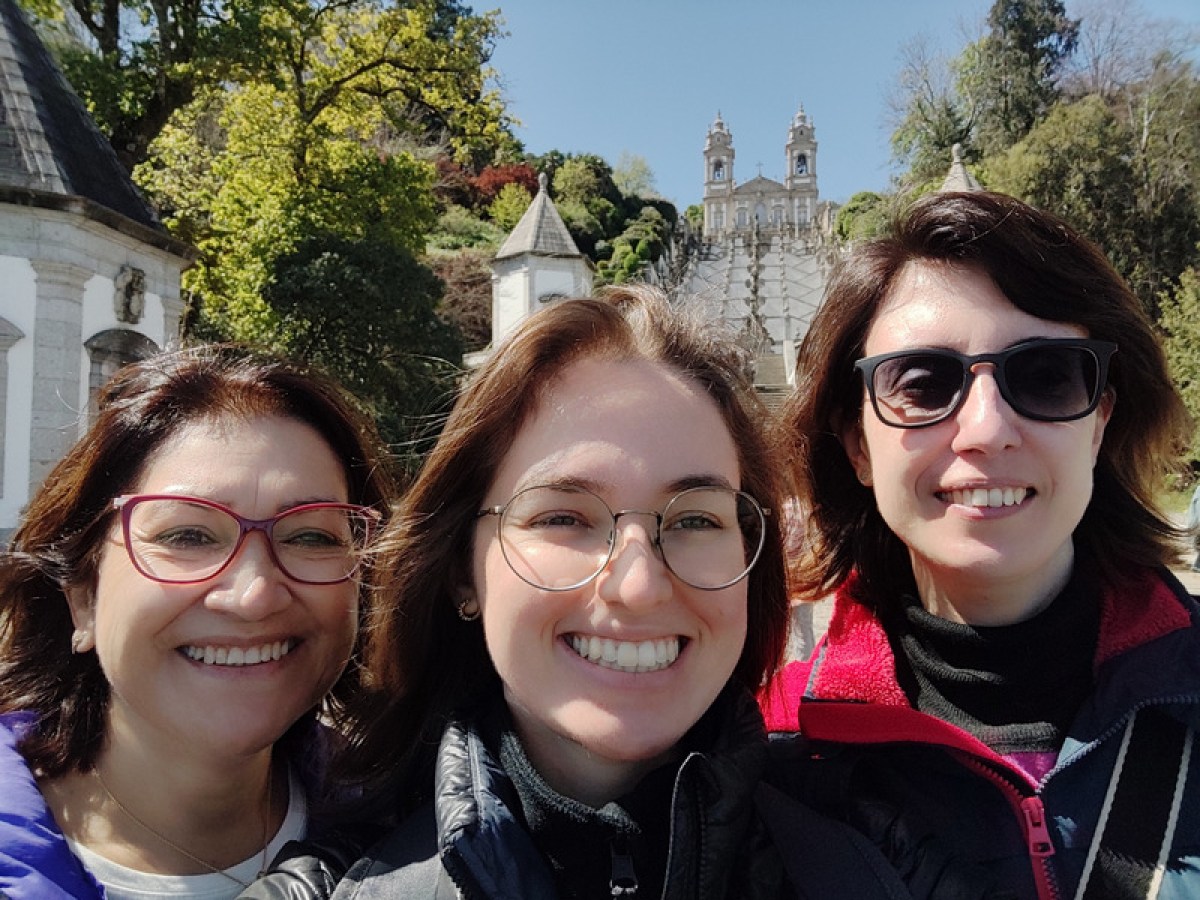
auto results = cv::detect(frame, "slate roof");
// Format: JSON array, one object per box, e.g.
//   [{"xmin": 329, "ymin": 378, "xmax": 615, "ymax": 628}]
[
  {"xmin": 494, "ymin": 172, "xmax": 583, "ymax": 261},
  {"xmin": 940, "ymin": 144, "xmax": 981, "ymax": 193},
  {"xmin": 0, "ymin": 0, "xmax": 173, "ymax": 238}
]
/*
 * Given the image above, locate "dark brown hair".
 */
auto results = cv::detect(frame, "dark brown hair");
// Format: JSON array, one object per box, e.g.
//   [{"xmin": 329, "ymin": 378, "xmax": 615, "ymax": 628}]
[
  {"xmin": 780, "ymin": 190, "xmax": 1189, "ymax": 607},
  {"xmin": 0, "ymin": 343, "xmax": 396, "ymax": 777},
  {"xmin": 340, "ymin": 285, "xmax": 789, "ymax": 796}
]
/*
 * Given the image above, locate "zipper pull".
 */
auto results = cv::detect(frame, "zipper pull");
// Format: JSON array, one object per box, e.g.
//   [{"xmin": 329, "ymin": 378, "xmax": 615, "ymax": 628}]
[
  {"xmin": 1021, "ymin": 796, "xmax": 1055, "ymax": 857},
  {"xmin": 610, "ymin": 837, "xmax": 638, "ymax": 896}
]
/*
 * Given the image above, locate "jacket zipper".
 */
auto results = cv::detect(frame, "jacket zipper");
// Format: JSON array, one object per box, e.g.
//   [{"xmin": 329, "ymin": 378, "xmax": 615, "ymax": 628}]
[{"xmin": 955, "ymin": 752, "xmax": 1060, "ymax": 900}]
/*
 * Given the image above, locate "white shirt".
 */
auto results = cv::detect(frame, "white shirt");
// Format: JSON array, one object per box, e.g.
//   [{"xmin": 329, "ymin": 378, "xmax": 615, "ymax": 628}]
[{"xmin": 68, "ymin": 766, "xmax": 307, "ymax": 900}]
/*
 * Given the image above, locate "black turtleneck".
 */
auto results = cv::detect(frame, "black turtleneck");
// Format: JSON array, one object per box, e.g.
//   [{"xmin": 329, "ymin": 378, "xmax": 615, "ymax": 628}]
[
  {"xmin": 483, "ymin": 707, "xmax": 682, "ymax": 900},
  {"xmin": 887, "ymin": 568, "xmax": 1100, "ymax": 755}
]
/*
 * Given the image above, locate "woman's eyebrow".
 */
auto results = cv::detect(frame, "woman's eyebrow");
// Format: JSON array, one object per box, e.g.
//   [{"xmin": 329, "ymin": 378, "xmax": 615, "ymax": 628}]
[
  {"xmin": 667, "ymin": 474, "xmax": 737, "ymax": 493},
  {"xmin": 513, "ymin": 472, "xmax": 736, "ymax": 497}
]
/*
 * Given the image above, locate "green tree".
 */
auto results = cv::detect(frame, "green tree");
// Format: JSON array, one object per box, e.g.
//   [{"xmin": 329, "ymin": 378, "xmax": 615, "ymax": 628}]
[
  {"xmin": 987, "ymin": 96, "xmax": 1138, "ymax": 278},
  {"xmin": 888, "ymin": 35, "xmax": 977, "ymax": 187},
  {"xmin": 488, "ymin": 182, "xmax": 532, "ymax": 232},
  {"xmin": 988, "ymin": 59, "xmax": 1200, "ymax": 314},
  {"xmin": 962, "ymin": 0, "xmax": 1079, "ymax": 155},
  {"xmin": 1117, "ymin": 53, "xmax": 1200, "ymax": 309},
  {"xmin": 556, "ymin": 199, "xmax": 604, "ymax": 257},
  {"xmin": 28, "ymin": 0, "xmax": 509, "ymax": 171},
  {"xmin": 137, "ymin": 0, "xmax": 517, "ymax": 342},
  {"xmin": 263, "ymin": 233, "xmax": 463, "ymax": 451},
  {"xmin": 428, "ymin": 204, "xmax": 505, "ymax": 251},
  {"xmin": 553, "ymin": 156, "xmax": 622, "ymax": 208},
  {"xmin": 834, "ymin": 192, "xmax": 894, "ymax": 243},
  {"xmin": 612, "ymin": 152, "xmax": 657, "ymax": 198},
  {"xmin": 1159, "ymin": 262, "xmax": 1200, "ymax": 459},
  {"xmin": 141, "ymin": 77, "xmax": 439, "ymax": 342}
]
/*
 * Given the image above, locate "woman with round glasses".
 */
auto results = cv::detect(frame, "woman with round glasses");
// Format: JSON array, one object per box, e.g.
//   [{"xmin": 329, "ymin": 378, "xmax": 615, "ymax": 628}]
[
  {"xmin": 241, "ymin": 286, "xmax": 911, "ymax": 899},
  {"xmin": 760, "ymin": 191, "xmax": 1200, "ymax": 898},
  {"xmin": 0, "ymin": 344, "xmax": 393, "ymax": 899}
]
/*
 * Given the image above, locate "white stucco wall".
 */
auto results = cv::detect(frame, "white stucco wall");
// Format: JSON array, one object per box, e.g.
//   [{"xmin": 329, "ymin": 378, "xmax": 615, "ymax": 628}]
[
  {"xmin": 0, "ymin": 254, "xmax": 36, "ymax": 530},
  {"xmin": 0, "ymin": 203, "xmax": 189, "ymax": 532}
]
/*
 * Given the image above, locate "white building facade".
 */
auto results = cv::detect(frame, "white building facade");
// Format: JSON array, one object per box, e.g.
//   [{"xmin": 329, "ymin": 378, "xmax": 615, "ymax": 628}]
[{"xmin": 0, "ymin": 0, "xmax": 192, "ymax": 533}]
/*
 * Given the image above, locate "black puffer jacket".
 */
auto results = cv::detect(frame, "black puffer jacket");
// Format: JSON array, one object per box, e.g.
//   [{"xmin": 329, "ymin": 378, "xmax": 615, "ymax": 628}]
[{"xmin": 240, "ymin": 687, "xmax": 911, "ymax": 899}]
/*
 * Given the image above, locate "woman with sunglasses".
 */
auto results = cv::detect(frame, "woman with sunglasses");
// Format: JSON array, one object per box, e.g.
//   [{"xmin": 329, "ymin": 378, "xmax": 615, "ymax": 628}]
[
  {"xmin": 0, "ymin": 345, "xmax": 392, "ymax": 899},
  {"xmin": 241, "ymin": 287, "xmax": 911, "ymax": 899},
  {"xmin": 760, "ymin": 191, "xmax": 1200, "ymax": 899}
]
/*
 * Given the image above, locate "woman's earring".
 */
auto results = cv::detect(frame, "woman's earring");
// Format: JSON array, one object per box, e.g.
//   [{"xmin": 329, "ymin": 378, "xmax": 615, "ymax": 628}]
[
  {"xmin": 456, "ymin": 596, "xmax": 481, "ymax": 622},
  {"xmin": 856, "ymin": 467, "xmax": 873, "ymax": 487},
  {"xmin": 70, "ymin": 629, "xmax": 92, "ymax": 654}
]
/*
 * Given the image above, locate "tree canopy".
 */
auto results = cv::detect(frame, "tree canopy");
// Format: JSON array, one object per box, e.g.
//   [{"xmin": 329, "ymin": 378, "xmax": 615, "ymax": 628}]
[
  {"xmin": 885, "ymin": 0, "xmax": 1200, "ymax": 461},
  {"xmin": 24, "ymin": 0, "xmax": 510, "ymax": 171}
]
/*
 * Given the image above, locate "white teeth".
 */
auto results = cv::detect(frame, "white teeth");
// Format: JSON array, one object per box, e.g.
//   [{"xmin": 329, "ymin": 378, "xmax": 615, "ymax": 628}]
[
  {"xmin": 638, "ymin": 642, "xmax": 656, "ymax": 668},
  {"xmin": 616, "ymin": 642, "xmax": 638, "ymax": 668},
  {"xmin": 946, "ymin": 487, "xmax": 1028, "ymax": 508},
  {"xmin": 184, "ymin": 640, "xmax": 293, "ymax": 667},
  {"xmin": 568, "ymin": 635, "xmax": 681, "ymax": 673}
]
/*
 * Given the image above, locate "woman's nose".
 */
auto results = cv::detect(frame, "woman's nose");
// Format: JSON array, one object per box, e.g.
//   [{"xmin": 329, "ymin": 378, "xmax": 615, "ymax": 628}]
[
  {"xmin": 203, "ymin": 534, "xmax": 293, "ymax": 619},
  {"xmin": 595, "ymin": 519, "xmax": 674, "ymax": 610},
  {"xmin": 951, "ymin": 363, "xmax": 1022, "ymax": 452}
]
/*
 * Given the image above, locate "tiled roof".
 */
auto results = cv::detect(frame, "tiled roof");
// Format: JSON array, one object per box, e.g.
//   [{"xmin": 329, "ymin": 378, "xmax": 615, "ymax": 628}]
[
  {"xmin": 0, "ymin": 0, "xmax": 163, "ymax": 231},
  {"xmin": 494, "ymin": 172, "xmax": 583, "ymax": 261}
]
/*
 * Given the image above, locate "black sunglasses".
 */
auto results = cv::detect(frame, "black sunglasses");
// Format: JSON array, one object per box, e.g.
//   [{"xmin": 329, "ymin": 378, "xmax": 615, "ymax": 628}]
[{"xmin": 854, "ymin": 338, "xmax": 1118, "ymax": 429}]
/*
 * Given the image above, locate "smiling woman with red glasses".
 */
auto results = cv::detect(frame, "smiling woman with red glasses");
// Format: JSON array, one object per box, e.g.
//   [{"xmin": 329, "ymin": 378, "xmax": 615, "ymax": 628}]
[
  {"xmin": 760, "ymin": 191, "xmax": 1200, "ymax": 899},
  {"xmin": 0, "ymin": 345, "xmax": 393, "ymax": 900}
]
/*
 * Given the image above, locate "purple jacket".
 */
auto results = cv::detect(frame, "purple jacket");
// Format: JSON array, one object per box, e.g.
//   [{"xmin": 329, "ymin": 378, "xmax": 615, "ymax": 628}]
[{"xmin": 0, "ymin": 712, "xmax": 105, "ymax": 899}]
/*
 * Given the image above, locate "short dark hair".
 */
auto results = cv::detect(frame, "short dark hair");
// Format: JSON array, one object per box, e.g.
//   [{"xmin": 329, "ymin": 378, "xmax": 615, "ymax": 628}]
[
  {"xmin": 780, "ymin": 191, "xmax": 1189, "ymax": 607},
  {"xmin": 0, "ymin": 343, "xmax": 396, "ymax": 777},
  {"xmin": 339, "ymin": 285, "xmax": 790, "ymax": 795}
]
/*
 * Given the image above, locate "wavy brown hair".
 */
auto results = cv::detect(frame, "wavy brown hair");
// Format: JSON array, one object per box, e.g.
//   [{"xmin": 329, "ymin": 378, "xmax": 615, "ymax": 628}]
[
  {"xmin": 339, "ymin": 285, "xmax": 790, "ymax": 800},
  {"xmin": 779, "ymin": 191, "xmax": 1189, "ymax": 608},
  {"xmin": 0, "ymin": 344, "xmax": 396, "ymax": 777}
]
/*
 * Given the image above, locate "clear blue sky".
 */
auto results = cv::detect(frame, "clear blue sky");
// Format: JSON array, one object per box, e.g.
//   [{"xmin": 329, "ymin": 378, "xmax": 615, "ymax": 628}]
[{"xmin": 488, "ymin": 0, "xmax": 1200, "ymax": 210}]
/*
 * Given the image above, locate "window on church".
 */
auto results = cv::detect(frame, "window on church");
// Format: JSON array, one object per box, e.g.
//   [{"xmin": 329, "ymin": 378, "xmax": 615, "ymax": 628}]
[
  {"xmin": 713, "ymin": 208, "xmax": 725, "ymax": 229},
  {"xmin": 713, "ymin": 160, "xmax": 725, "ymax": 181},
  {"xmin": 795, "ymin": 154, "xmax": 808, "ymax": 175},
  {"xmin": 737, "ymin": 209, "xmax": 748, "ymax": 227}
]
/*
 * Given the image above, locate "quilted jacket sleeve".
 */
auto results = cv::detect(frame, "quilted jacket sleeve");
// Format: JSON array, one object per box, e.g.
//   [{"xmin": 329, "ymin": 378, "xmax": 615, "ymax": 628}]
[{"xmin": 236, "ymin": 825, "xmax": 385, "ymax": 900}]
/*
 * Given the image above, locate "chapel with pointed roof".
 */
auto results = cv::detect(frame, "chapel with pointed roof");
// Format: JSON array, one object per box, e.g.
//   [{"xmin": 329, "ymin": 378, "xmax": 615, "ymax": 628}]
[{"xmin": 466, "ymin": 172, "xmax": 592, "ymax": 366}]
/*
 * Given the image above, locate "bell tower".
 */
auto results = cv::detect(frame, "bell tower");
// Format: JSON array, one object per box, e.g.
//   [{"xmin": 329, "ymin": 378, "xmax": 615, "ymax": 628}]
[
  {"xmin": 703, "ymin": 112, "xmax": 735, "ymax": 236},
  {"xmin": 784, "ymin": 103, "xmax": 818, "ymax": 227}
]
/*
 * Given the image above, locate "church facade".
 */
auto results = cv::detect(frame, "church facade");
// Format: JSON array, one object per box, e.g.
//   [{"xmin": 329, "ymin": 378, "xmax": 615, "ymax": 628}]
[
  {"xmin": 701, "ymin": 107, "xmax": 824, "ymax": 237},
  {"xmin": 683, "ymin": 107, "xmax": 839, "ymax": 394}
]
